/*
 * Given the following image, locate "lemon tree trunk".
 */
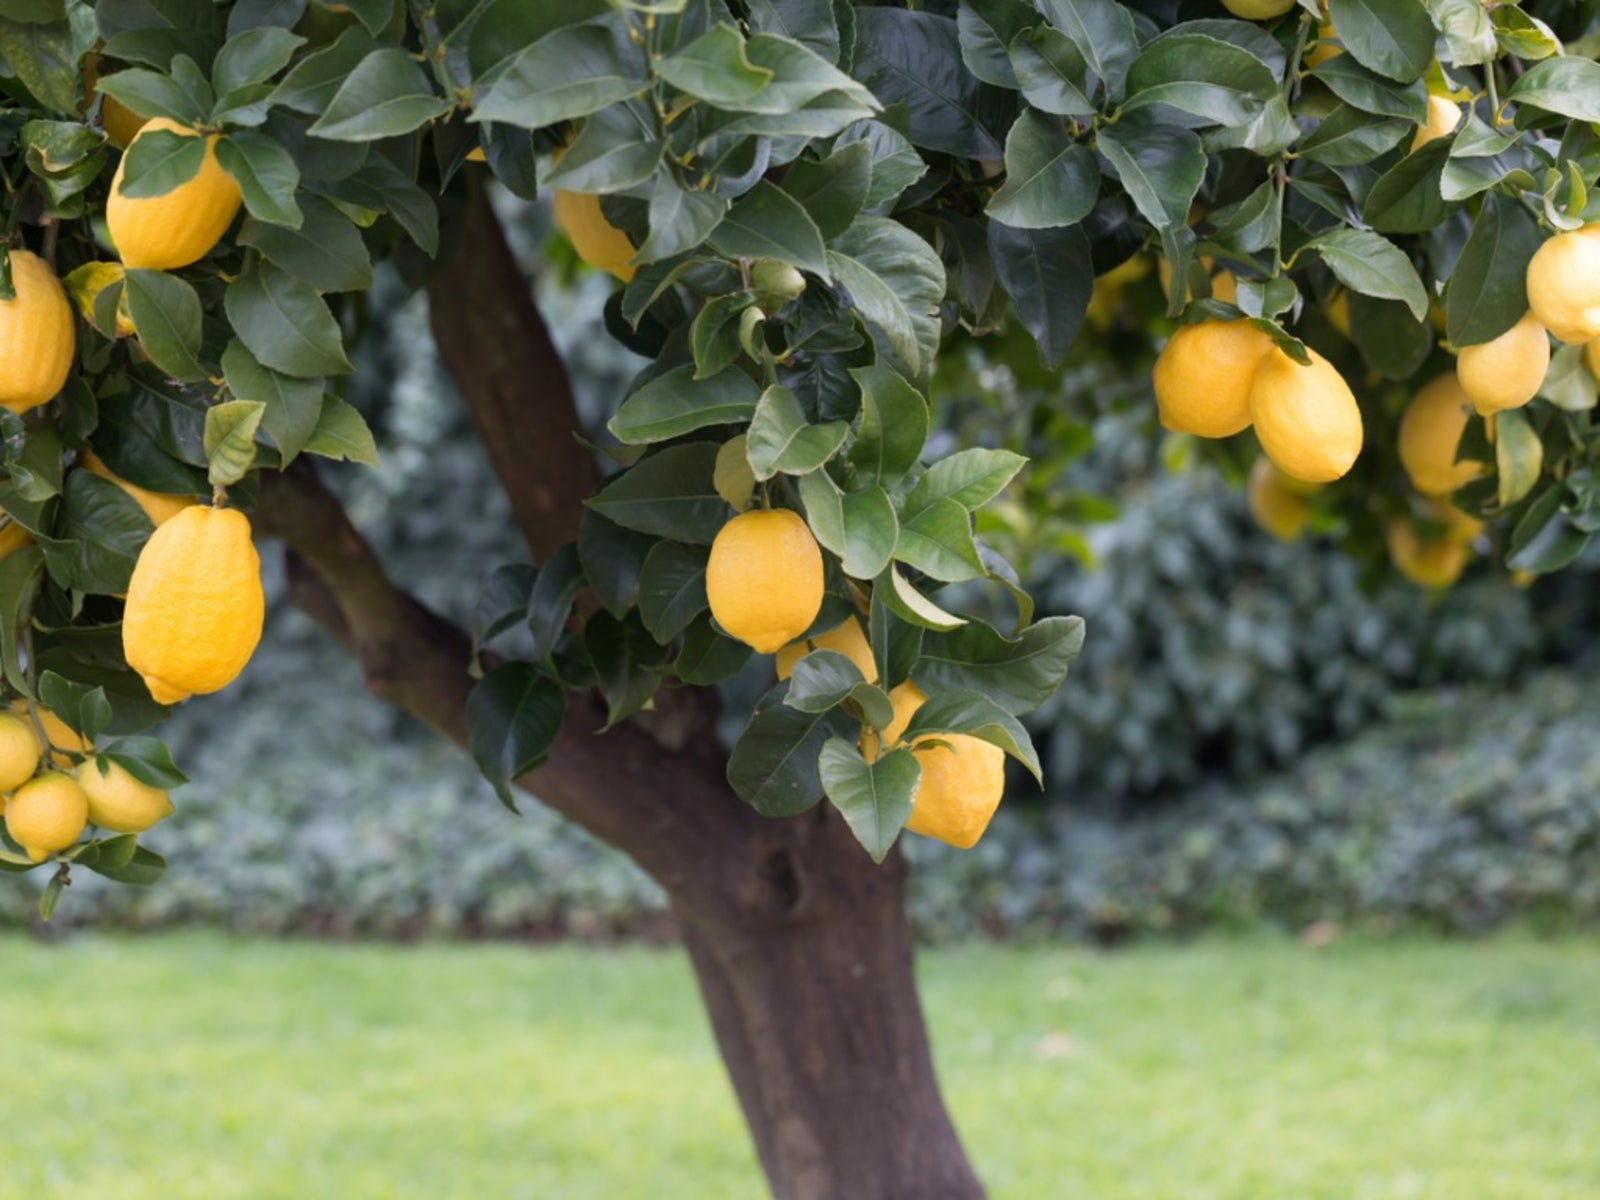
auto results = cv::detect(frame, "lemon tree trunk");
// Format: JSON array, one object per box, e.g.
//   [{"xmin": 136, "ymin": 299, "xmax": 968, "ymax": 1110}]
[{"xmin": 258, "ymin": 180, "xmax": 987, "ymax": 1200}]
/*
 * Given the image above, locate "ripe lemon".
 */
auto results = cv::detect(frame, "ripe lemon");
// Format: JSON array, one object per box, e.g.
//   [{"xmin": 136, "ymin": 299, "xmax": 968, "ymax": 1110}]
[
  {"xmin": 706, "ymin": 509, "xmax": 823, "ymax": 654},
  {"xmin": 106, "ymin": 118, "xmax": 242, "ymax": 271},
  {"xmin": 82, "ymin": 55, "xmax": 149, "ymax": 148},
  {"xmin": 1152, "ymin": 320, "xmax": 1274, "ymax": 438},
  {"xmin": 10, "ymin": 701, "xmax": 91, "ymax": 767},
  {"xmin": 775, "ymin": 615, "xmax": 877, "ymax": 682},
  {"xmin": 5, "ymin": 772, "xmax": 88, "ymax": 862},
  {"xmin": 553, "ymin": 190, "xmax": 636, "ymax": 283},
  {"xmin": 1305, "ymin": 5, "xmax": 1341, "ymax": 68},
  {"xmin": 1526, "ymin": 225, "xmax": 1600, "ymax": 344},
  {"xmin": 122, "ymin": 505, "xmax": 265, "ymax": 705},
  {"xmin": 75, "ymin": 756, "xmax": 173, "ymax": 833},
  {"xmin": 1387, "ymin": 516, "xmax": 1469, "ymax": 590},
  {"xmin": 0, "ymin": 711, "xmax": 40, "ymax": 794},
  {"xmin": 1247, "ymin": 456, "xmax": 1319, "ymax": 541},
  {"xmin": 80, "ymin": 450, "xmax": 197, "ymax": 528},
  {"xmin": 1248, "ymin": 345, "xmax": 1364, "ymax": 483},
  {"xmin": 1398, "ymin": 374, "xmax": 1480, "ymax": 496},
  {"xmin": 0, "ymin": 249, "xmax": 75, "ymax": 414},
  {"xmin": 907, "ymin": 732, "xmax": 1006, "ymax": 850},
  {"xmin": 1412, "ymin": 96, "xmax": 1460, "ymax": 151},
  {"xmin": 1221, "ymin": 0, "xmax": 1295, "ymax": 17},
  {"xmin": 1456, "ymin": 312, "xmax": 1549, "ymax": 415}
]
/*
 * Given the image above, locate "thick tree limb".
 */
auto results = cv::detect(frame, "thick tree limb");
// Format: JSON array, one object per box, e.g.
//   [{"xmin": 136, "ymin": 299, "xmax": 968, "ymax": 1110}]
[{"xmin": 427, "ymin": 176, "xmax": 597, "ymax": 561}]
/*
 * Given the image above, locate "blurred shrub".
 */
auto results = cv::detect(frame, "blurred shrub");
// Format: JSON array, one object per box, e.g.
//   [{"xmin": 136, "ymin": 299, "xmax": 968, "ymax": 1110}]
[{"xmin": 8, "ymin": 662, "xmax": 1598, "ymax": 941}]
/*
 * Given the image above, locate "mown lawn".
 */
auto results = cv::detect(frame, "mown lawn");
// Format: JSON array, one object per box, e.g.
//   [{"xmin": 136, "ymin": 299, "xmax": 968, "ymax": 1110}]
[{"xmin": 1, "ymin": 933, "xmax": 1596, "ymax": 1199}]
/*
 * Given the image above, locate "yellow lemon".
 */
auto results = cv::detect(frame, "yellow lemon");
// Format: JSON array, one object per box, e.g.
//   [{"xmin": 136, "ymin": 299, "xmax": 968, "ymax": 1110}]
[
  {"xmin": 0, "ymin": 249, "xmax": 75, "ymax": 415},
  {"xmin": 1248, "ymin": 345, "xmax": 1364, "ymax": 483},
  {"xmin": 123, "ymin": 505, "xmax": 265, "ymax": 705},
  {"xmin": 1152, "ymin": 319, "xmax": 1274, "ymax": 438},
  {"xmin": 1305, "ymin": 6, "xmax": 1341, "ymax": 68},
  {"xmin": 1387, "ymin": 516, "xmax": 1469, "ymax": 590},
  {"xmin": 0, "ymin": 711, "xmax": 40, "ymax": 794},
  {"xmin": 1100, "ymin": 255, "xmax": 1150, "ymax": 288},
  {"xmin": 1412, "ymin": 96, "xmax": 1460, "ymax": 151},
  {"xmin": 75, "ymin": 756, "xmax": 174, "ymax": 834},
  {"xmin": 1585, "ymin": 336, "xmax": 1600, "ymax": 380},
  {"xmin": 552, "ymin": 190, "xmax": 636, "ymax": 283},
  {"xmin": 907, "ymin": 733, "xmax": 1006, "ymax": 850},
  {"xmin": 775, "ymin": 616, "xmax": 877, "ymax": 683},
  {"xmin": 861, "ymin": 680, "xmax": 925, "ymax": 759},
  {"xmin": 1247, "ymin": 456, "xmax": 1319, "ymax": 541},
  {"xmin": 11, "ymin": 701, "xmax": 92, "ymax": 768},
  {"xmin": 82, "ymin": 55, "xmax": 150, "ymax": 148},
  {"xmin": 106, "ymin": 118, "xmax": 242, "ymax": 271},
  {"xmin": 1398, "ymin": 373, "xmax": 1480, "ymax": 496},
  {"xmin": 706, "ymin": 509, "xmax": 823, "ymax": 654},
  {"xmin": 1456, "ymin": 312, "xmax": 1549, "ymax": 415},
  {"xmin": 79, "ymin": 450, "xmax": 198, "ymax": 528},
  {"xmin": 4, "ymin": 772, "xmax": 88, "ymax": 862},
  {"xmin": 1526, "ymin": 225, "xmax": 1600, "ymax": 344},
  {"xmin": 1221, "ymin": 0, "xmax": 1295, "ymax": 17}
]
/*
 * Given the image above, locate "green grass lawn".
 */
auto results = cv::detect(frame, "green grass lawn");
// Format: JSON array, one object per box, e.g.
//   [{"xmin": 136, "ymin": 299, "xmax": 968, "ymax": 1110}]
[{"xmin": 1, "ymin": 934, "xmax": 1596, "ymax": 1199}]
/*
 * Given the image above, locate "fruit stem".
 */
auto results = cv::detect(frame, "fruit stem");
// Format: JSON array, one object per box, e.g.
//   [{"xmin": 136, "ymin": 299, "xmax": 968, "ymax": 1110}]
[{"xmin": 1484, "ymin": 62, "xmax": 1501, "ymax": 126}]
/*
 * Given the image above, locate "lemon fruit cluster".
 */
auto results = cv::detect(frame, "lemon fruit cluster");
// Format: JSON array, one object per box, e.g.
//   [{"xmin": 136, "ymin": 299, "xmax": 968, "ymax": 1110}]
[
  {"xmin": 1399, "ymin": 373, "xmax": 1481, "ymax": 497},
  {"xmin": 122, "ymin": 505, "xmax": 265, "ymax": 705},
  {"xmin": 706, "ymin": 508, "xmax": 823, "ymax": 654},
  {"xmin": 867, "ymin": 683, "xmax": 1006, "ymax": 850},
  {"xmin": 553, "ymin": 190, "xmax": 637, "ymax": 283},
  {"xmin": 1154, "ymin": 320, "xmax": 1364, "ymax": 483},
  {"xmin": 107, "ymin": 118, "xmax": 242, "ymax": 270},
  {"xmin": 0, "ymin": 249, "xmax": 76, "ymax": 414}
]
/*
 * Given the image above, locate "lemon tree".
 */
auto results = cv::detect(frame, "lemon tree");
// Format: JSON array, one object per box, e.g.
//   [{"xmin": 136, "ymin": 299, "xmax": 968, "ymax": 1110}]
[{"xmin": 0, "ymin": 0, "xmax": 1595, "ymax": 1194}]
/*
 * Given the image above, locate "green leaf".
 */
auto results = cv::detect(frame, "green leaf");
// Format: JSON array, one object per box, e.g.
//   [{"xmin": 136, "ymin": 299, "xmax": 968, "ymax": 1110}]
[
  {"xmin": 525, "ymin": 544, "xmax": 585, "ymax": 664},
  {"xmin": 1506, "ymin": 57, "xmax": 1600, "ymax": 123},
  {"xmin": 269, "ymin": 25, "xmax": 379, "ymax": 115},
  {"xmin": 225, "ymin": 263, "xmax": 353, "ymax": 377},
  {"xmin": 1008, "ymin": 27, "xmax": 1094, "ymax": 118},
  {"xmin": 97, "ymin": 0, "xmax": 219, "ymax": 73},
  {"xmin": 211, "ymin": 25, "xmax": 303, "ymax": 93},
  {"xmin": 1495, "ymin": 408, "xmax": 1543, "ymax": 509},
  {"xmin": 707, "ymin": 181, "xmax": 830, "ymax": 279},
  {"xmin": 610, "ymin": 365, "xmax": 760, "ymax": 446},
  {"xmin": 123, "ymin": 270, "xmax": 205, "ymax": 382},
  {"xmin": 746, "ymin": 0, "xmax": 839, "ymax": 62},
  {"xmin": 1309, "ymin": 54, "xmax": 1427, "ymax": 121},
  {"xmin": 1298, "ymin": 104, "xmax": 1409, "ymax": 167},
  {"xmin": 848, "ymin": 363, "xmax": 928, "ymax": 487},
  {"xmin": 1035, "ymin": 0, "xmax": 1137, "ymax": 102},
  {"xmin": 903, "ymin": 448, "xmax": 1026, "ymax": 520},
  {"xmin": 778, "ymin": 140, "xmax": 871, "ymax": 240},
  {"xmin": 466, "ymin": 663, "xmax": 565, "ymax": 809},
  {"xmin": 745, "ymin": 386, "xmax": 848, "ymax": 481},
  {"xmin": 1097, "ymin": 112, "xmax": 1204, "ymax": 231},
  {"xmin": 84, "ymin": 844, "xmax": 166, "ymax": 886},
  {"xmin": 0, "ymin": 546, "xmax": 42, "ymax": 697},
  {"xmin": 632, "ymin": 172, "xmax": 728, "ymax": 265},
  {"xmin": 0, "ymin": 15, "xmax": 78, "ymax": 111},
  {"xmin": 1362, "ymin": 139, "xmax": 1454, "ymax": 234},
  {"xmin": 203, "ymin": 399, "xmax": 264, "ymax": 488},
  {"xmin": 1326, "ymin": 0, "xmax": 1432, "ymax": 83},
  {"xmin": 1347, "ymin": 293, "xmax": 1431, "ymax": 381},
  {"xmin": 878, "ymin": 564, "xmax": 967, "ymax": 631},
  {"xmin": 636, "ymin": 540, "xmax": 709, "ymax": 643},
  {"xmin": 1304, "ymin": 228, "xmax": 1428, "ymax": 321},
  {"xmin": 798, "ymin": 472, "xmax": 899, "ymax": 580},
  {"xmin": 94, "ymin": 67, "xmax": 209, "ymax": 124},
  {"xmin": 237, "ymin": 194, "xmax": 372, "ymax": 292},
  {"xmin": 215, "ymin": 130, "xmax": 302, "ymax": 227},
  {"xmin": 1122, "ymin": 33, "xmax": 1277, "ymax": 127},
  {"xmin": 308, "ymin": 47, "xmax": 452, "ymax": 141},
  {"xmin": 472, "ymin": 22, "xmax": 646, "ymax": 128},
  {"xmin": 673, "ymin": 611, "xmax": 752, "ymax": 685},
  {"xmin": 837, "ymin": 120, "xmax": 928, "ymax": 210},
  {"xmin": 540, "ymin": 105, "xmax": 663, "ymax": 195},
  {"xmin": 303, "ymin": 396, "xmax": 379, "ymax": 466},
  {"xmin": 819, "ymin": 738, "xmax": 918, "ymax": 862},
  {"xmin": 584, "ymin": 610, "xmax": 666, "ymax": 730},
  {"xmin": 896, "ymin": 497, "xmax": 984, "ymax": 583},
  {"xmin": 577, "ymin": 510, "xmax": 655, "ymax": 618},
  {"xmin": 221, "ymin": 340, "xmax": 321, "ymax": 462},
  {"xmin": 690, "ymin": 292, "xmax": 751, "ymax": 381},
  {"xmin": 827, "ymin": 217, "xmax": 946, "ymax": 378},
  {"xmin": 957, "ymin": 0, "xmax": 1031, "ymax": 89},
  {"xmin": 1430, "ymin": 0, "xmax": 1496, "ymax": 66},
  {"xmin": 915, "ymin": 615, "xmax": 1085, "ymax": 714},
  {"xmin": 116, "ymin": 128, "xmax": 206, "ymax": 199},
  {"xmin": 40, "ymin": 471, "xmax": 150, "ymax": 596},
  {"xmin": 987, "ymin": 220, "xmax": 1092, "ymax": 368},
  {"xmin": 727, "ymin": 692, "xmax": 853, "ymax": 816},
  {"xmin": 656, "ymin": 22, "xmax": 773, "ymax": 105},
  {"xmin": 102, "ymin": 735, "xmax": 189, "ymax": 789},
  {"xmin": 902, "ymin": 688, "xmax": 1041, "ymax": 783},
  {"xmin": 586, "ymin": 442, "xmax": 729, "ymax": 544},
  {"xmin": 1445, "ymin": 192, "xmax": 1541, "ymax": 348},
  {"xmin": 987, "ymin": 108, "xmax": 1099, "ymax": 230},
  {"xmin": 784, "ymin": 650, "xmax": 893, "ymax": 730},
  {"xmin": 852, "ymin": 8, "xmax": 1002, "ymax": 158}
]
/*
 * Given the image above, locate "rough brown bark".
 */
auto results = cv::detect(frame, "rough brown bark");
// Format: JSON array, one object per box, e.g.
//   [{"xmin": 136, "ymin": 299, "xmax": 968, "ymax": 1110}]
[{"xmin": 255, "ymin": 180, "xmax": 986, "ymax": 1200}]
